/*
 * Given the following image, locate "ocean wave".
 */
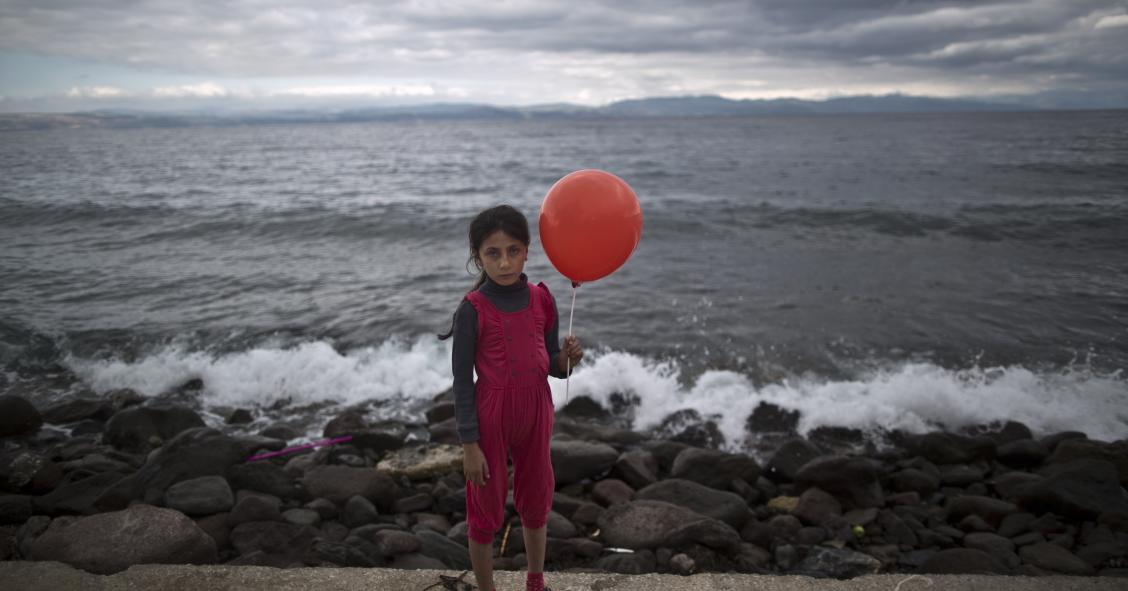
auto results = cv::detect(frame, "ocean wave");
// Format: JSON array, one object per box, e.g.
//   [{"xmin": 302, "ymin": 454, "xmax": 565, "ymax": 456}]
[{"xmin": 56, "ymin": 335, "xmax": 1128, "ymax": 449}]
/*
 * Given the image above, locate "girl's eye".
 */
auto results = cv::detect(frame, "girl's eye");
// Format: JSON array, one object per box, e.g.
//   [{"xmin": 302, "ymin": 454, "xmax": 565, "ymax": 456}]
[{"xmin": 508, "ymin": 247, "xmax": 521, "ymax": 256}]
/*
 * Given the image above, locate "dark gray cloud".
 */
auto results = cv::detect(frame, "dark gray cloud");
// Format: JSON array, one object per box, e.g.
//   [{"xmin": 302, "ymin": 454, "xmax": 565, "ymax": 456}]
[{"xmin": 1, "ymin": 0, "xmax": 1125, "ymax": 106}]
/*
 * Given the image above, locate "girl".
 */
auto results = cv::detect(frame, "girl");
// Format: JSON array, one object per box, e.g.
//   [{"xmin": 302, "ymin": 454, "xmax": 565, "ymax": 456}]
[{"xmin": 439, "ymin": 204, "xmax": 583, "ymax": 591}]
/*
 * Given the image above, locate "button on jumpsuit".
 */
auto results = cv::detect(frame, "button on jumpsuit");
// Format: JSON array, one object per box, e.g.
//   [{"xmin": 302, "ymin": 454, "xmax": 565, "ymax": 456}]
[{"xmin": 464, "ymin": 281, "xmax": 556, "ymax": 545}]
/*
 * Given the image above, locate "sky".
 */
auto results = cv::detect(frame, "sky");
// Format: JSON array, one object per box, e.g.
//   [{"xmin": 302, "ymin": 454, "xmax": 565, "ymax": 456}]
[{"xmin": 1, "ymin": 0, "xmax": 1127, "ymax": 112}]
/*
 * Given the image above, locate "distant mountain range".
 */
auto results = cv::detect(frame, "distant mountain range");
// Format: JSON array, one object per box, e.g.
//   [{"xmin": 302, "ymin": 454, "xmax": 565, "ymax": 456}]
[{"xmin": 0, "ymin": 93, "xmax": 1090, "ymax": 131}]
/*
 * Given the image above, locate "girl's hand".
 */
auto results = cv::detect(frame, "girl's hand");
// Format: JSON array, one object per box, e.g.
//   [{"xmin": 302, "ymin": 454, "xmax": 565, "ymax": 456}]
[
  {"xmin": 462, "ymin": 442, "xmax": 489, "ymax": 486},
  {"xmin": 559, "ymin": 335, "xmax": 584, "ymax": 374}
]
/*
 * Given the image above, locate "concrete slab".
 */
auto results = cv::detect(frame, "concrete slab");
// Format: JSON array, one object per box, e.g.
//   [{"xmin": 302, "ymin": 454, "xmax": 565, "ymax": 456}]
[{"xmin": 1, "ymin": 561, "xmax": 1124, "ymax": 591}]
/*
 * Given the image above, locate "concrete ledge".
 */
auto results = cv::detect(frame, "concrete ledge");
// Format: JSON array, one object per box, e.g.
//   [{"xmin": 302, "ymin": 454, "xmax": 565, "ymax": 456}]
[{"xmin": 1, "ymin": 561, "xmax": 1123, "ymax": 591}]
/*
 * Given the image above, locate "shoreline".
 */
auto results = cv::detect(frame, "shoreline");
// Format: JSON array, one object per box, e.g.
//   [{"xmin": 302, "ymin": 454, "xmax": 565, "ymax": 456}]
[
  {"xmin": 1, "ymin": 386, "xmax": 1127, "ymax": 580},
  {"xmin": 3, "ymin": 562, "xmax": 1127, "ymax": 591}
]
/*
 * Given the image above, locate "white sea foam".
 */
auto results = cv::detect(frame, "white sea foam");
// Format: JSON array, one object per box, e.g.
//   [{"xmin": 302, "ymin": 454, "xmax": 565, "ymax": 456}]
[
  {"xmin": 65, "ymin": 336, "xmax": 1127, "ymax": 447},
  {"xmin": 64, "ymin": 335, "xmax": 454, "ymax": 408},
  {"xmin": 555, "ymin": 351, "xmax": 1128, "ymax": 447}
]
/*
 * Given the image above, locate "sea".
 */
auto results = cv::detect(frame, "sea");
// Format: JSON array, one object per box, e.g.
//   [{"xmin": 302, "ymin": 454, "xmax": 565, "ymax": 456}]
[{"xmin": 2, "ymin": 110, "xmax": 1127, "ymax": 453}]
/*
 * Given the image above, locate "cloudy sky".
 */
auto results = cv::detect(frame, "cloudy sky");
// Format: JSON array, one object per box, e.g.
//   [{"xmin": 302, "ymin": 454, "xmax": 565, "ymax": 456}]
[{"xmin": 1, "ymin": 0, "xmax": 1127, "ymax": 112}]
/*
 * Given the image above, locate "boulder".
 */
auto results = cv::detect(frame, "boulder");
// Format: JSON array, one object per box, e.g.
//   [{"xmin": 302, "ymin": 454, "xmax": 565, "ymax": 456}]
[
  {"xmin": 342, "ymin": 495, "xmax": 379, "ymax": 528},
  {"xmin": 228, "ymin": 493, "xmax": 282, "ymax": 525},
  {"xmin": 670, "ymin": 447, "xmax": 761, "ymax": 491},
  {"xmin": 229, "ymin": 520, "xmax": 315, "ymax": 563},
  {"xmin": 0, "ymin": 450, "xmax": 62, "ymax": 494},
  {"xmin": 102, "ymin": 404, "xmax": 205, "ymax": 453},
  {"xmin": 0, "ymin": 494, "xmax": 32, "ymax": 525},
  {"xmin": 1045, "ymin": 439, "xmax": 1128, "ymax": 486},
  {"xmin": 746, "ymin": 402, "xmax": 799, "ymax": 433},
  {"xmin": 416, "ymin": 529, "xmax": 472, "ymax": 569},
  {"xmin": 427, "ymin": 418, "xmax": 459, "ymax": 445},
  {"xmin": 903, "ymin": 432, "xmax": 995, "ymax": 465},
  {"xmin": 300, "ymin": 465, "xmax": 399, "ymax": 510},
  {"xmin": 596, "ymin": 549, "xmax": 657, "ymax": 574},
  {"xmin": 373, "ymin": 529, "xmax": 421, "ymax": 555},
  {"xmin": 30, "ymin": 504, "xmax": 217, "ymax": 574},
  {"xmin": 225, "ymin": 461, "xmax": 304, "ymax": 500},
  {"xmin": 376, "ymin": 444, "xmax": 462, "ymax": 480},
  {"xmin": 919, "ymin": 547, "xmax": 1011, "ymax": 574},
  {"xmin": 32, "ymin": 471, "xmax": 127, "ymax": 515},
  {"xmin": 163, "ymin": 475, "xmax": 234, "ymax": 516},
  {"xmin": 964, "ymin": 532, "xmax": 1020, "ymax": 569},
  {"xmin": 945, "ymin": 495, "xmax": 1019, "ymax": 528},
  {"xmin": 1013, "ymin": 459, "xmax": 1128, "ymax": 519},
  {"xmin": 636, "ymin": 479, "xmax": 752, "ymax": 528},
  {"xmin": 597, "ymin": 500, "xmax": 739, "ymax": 551},
  {"xmin": 890, "ymin": 468, "xmax": 940, "ymax": 495},
  {"xmin": 765, "ymin": 438, "xmax": 821, "ymax": 482},
  {"xmin": 613, "ymin": 450, "xmax": 659, "ymax": 489},
  {"xmin": 41, "ymin": 398, "xmax": 114, "ymax": 425},
  {"xmin": 793, "ymin": 487, "xmax": 842, "ymax": 527},
  {"xmin": 0, "ymin": 395, "xmax": 43, "ymax": 437},
  {"xmin": 395, "ymin": 492, "xmax": 434, "ymax": 514},
  {"xmin": 95, "ymin": 428, "xmax": 246, "ymax": 511},
  {"xmin": 591, "ymin": 478, "xmax": 635, "ymax": 507},
  {"xmin": 550, "ymin": 440, "xmax": 618, "ymax": 485},
  {"xmin": 997, "ymin": 439, "xmax": 1048, "ymax": 468},
  {"xmin": 1019, "ymin": 542, "xmax": 1095, "ymax": 575},
  {"xmin": 546, "ymin": 510, "xmax": 578, "ymax": 539},
  {"xmin": 323, "ymin": 412, "xmax": 406, "ymax": 453},
  {"xmin": 795, "ymin": 455, "xmax": 883, "ymax": 509},
  {"xmin": 793, "ymin": 546, "xmax": 881, "ymax": 579}
]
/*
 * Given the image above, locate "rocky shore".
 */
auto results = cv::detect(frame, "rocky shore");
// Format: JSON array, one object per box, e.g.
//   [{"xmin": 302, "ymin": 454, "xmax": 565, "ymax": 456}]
[{"xmin": 1, "ymin": 385, "xmax": 1127, "ymax": 581}]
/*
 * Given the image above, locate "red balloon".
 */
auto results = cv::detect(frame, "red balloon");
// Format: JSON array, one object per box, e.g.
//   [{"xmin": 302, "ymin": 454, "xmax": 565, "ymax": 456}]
[{"xmin": 539, "ymin": 169, "xmax": 643, "ymax": 283}]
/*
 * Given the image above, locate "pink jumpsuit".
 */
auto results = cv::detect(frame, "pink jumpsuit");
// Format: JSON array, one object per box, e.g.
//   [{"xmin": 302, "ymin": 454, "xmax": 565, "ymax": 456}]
[{"xmin": 464, "ymin": 281, "xmax": 557, "ymax": 545}]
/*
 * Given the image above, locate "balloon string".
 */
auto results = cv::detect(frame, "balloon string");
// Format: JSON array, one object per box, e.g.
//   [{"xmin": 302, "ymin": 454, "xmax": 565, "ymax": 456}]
[{"xmin": 566, "ymin": 282, "xmax": 577, "ymax": 402}]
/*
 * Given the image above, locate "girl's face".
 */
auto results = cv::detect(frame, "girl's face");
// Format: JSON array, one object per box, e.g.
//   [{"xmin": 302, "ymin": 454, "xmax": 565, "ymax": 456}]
[{"xmin": 476, "ymin": 230, "xmax": 528, "ymax": 286}]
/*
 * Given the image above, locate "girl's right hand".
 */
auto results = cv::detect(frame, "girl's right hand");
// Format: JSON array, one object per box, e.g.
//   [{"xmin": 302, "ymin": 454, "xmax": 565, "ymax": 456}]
[{"xmin": 462, "ymin": 442, "xmax": 490, "ymax": 486}]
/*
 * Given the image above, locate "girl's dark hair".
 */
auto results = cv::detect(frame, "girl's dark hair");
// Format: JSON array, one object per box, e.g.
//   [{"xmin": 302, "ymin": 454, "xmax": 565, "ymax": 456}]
[{"xmin": 438, "ymin": 205, "xmax": 531, "ymax": 340}]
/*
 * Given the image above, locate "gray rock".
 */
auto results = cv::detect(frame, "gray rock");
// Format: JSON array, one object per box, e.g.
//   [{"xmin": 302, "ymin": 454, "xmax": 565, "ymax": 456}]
[
  {"xmin": 945, "ymin": 495, "xmax": 1020, "ymax": 527},
  {"xmin": 229, "ymin": 521, "xmax": 315, "ymax": 563},
  {"xmin": 1014, "ymin": 459, "xmax": 1128, "ymax": 519},
  {"xmin": 964, "ymin": 532, "xmax": 1020, "ymax": 568},
  {"xmin": 793, "ymin": 546, "xmax": 881, "ymax": 579},
  {"xmin": 95, "ymin": 428, "xmax": 246, "ymax": 512},
  {"xmin": 572, "ymin": 502, "xmax": 603, "ymax": 526},
  {"xmin": 613, "ymin": 450, "xmax": 658, "ymax": 489},
  {"xmin": 597, "ymin": 500, "xmax": 737, "ymax": 551},
  {"xmin": 312, "ymin": 539, "xmax": 380, "ymax": 567},
  {"xmin": 904, "ymin": 432, "xmax": 995, "ymax": 465},
  {"xmin": 546, "ymin": 510, "xmax": 578, "ymax": 539},
  {"xmin": 225, "ymin": 461, "xmax": 304, "ymax": 500},
  {"xmin": 1019, "ymin": 542, "xmax": 1096, "ymax": 575},
  {"xmin": 164, "ymin": 475, "xmax": 234, "ymax": 516},
  {"xmin": 990, "ymin": 471, "xmax": 1043, "ymax": 500},
  {"xmin": 373, "ymin": 529, "xmax": 420, "ymax": 555},
  {"xmin": 670, "ymin": 447, "xmax": 761, "ymax": 491},
  {"xmin": 667, "ymin": 517, "xmax": 742, "ymax": 552},
  {"xmin": 300, "ymin": 465, "xmax": 399, "ymax": 510},
  {"xmin": 228, "ymin": 493, "xmax": 282, "ymax": 525},
  {"xmin": 746, "ymin": 402, "xmax": 800, "ymax": 433},
  {"xmin": 596, "ymin": 549, "xmax": 657, "ymax": 574},
  {"xmin": 550, "ymin": 440, "xmax": 619, "ymax": 485},
  {"xmin": 323, "ymin": 412, "xmax": 406, "ymax": 453},
  {"xmin": 30, "ymin": 504, "xmax": 217, "ymax": 574},
  {"xmin": 795, "ymin": 455, "xmax": 884, "ymax": 509},
  {"xmin": 416, "ymin": 529, "xmax": 472, "ymax": 569},
  {"xmin": 259, "ymin": 424, "xmax": 301, "ymax": 441},
  {"xmin": 939, "ymin": 464, "xmax": 986, "ymax": 487},
  {"xmin": 281, "ymin": 508, "xmax": 321, "ymax": 527},
  {"xmin": 41, "ymin": 398, "xmax": 114, "ymax": 425},
  {"xmin": 920, "ymin": 547, "xmax": 1011, "ymax": 574},
  {"xmin": 997, "ymin": 512, "xmax": 1035, "ymax": 538},
  {"xmin": 102, "ymin": 404, "xmax": 206, "ymax": 453},
  {"xmin": 636, "ymin": 479, "xmax": 752, "ymax": 528},
  {"xmin": 997, "ymin": 439, "xmax": 1048, "ymax": 468},
  {"xmin": 794, "ymin": 487, "xmax": 842, "ymax": 527},
  {"xmin": 891, "ymin": 468, "xmax": 940, "ymax": 495},
  {"xmin": 1045, "ymin": 439, "xmax": 1128, "ymax": 487},
  {"xmin": 670, "ymin": 552, "xmax": 696, "ymax": 575},
  {"xmin": 32, "ymin": 471, "xmax": 127, "ymax": 516},
  {"xmin": 0, "ymin": 395, "xmax": 43, "ymax": 437},
  {"xmin": 342, "ymin": 495, "xmax": 379, "ymax": 528},
  {"xmin": 0, "ymin": 451, "xmax": 62, "ymax": 494},
  {"xmin": 592, "ymin": 478, "xmax": 635, "ymax": 506},
  {"xmin": 0, "ymin": 495, "xmax": 32, "ymax": 525},
  {"xmin": 305, "ymin": 497, "xmax": 337, "ymax": 520},
  {"xmin": 765, "ymin": 438, "xmax": 822, "ymax": 482},
  {"xmin": 394, "ymin": 492, "xmax": 433, "ymax": 513}
]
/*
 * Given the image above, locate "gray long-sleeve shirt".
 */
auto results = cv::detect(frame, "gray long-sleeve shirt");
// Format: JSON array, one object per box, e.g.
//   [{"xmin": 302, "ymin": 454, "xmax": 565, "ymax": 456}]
[{"xmin": 452, "ymin": 273, "xmax": 566, "ymax": 443}]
